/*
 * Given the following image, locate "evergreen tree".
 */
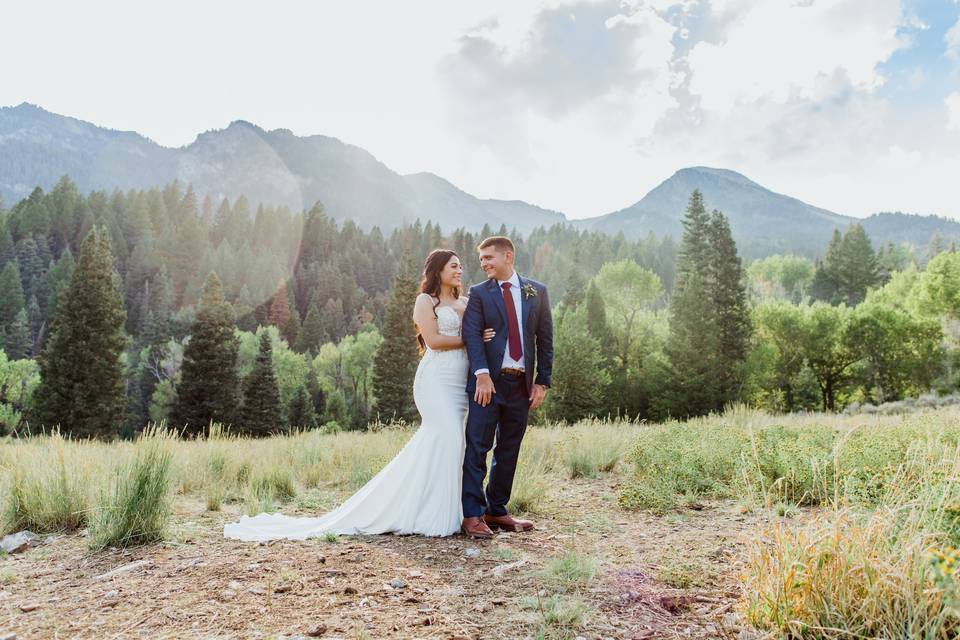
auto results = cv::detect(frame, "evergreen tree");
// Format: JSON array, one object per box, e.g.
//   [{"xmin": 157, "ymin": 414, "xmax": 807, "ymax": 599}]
[
  {"xmin": 835, "ymin": 223, "xmax": 879, "ymax": 305},
  {"xmin": 26, "ymin": 295, "xmax": 42, "ymax": 351},
  {"xmin": 268, "ymin": 280, "xmax": 292, "ymax": 329},
  {"xmin": 661, "ymin": 190, "xmax": 719, "ymax": 417},
  {"xmin": 287, "ymin": 384, "xmax": 318, "ymax": 429},
  {"xmin": 306, "ymin": 359, "xmax": 326, "ymax": 419},
  {"xmin": 240, "ymin": 331, "xmax": 283, "ymax": 436},
  {"xmin": 15, "ymin": 236, "xmax": 44, "ymax": 300},
  {"xmin": 282, "ymin": 304, "xmax": 301, "ymax": 347},
  {"xmin": 296, "ymin": 302, "xmax": 327, "ymax": 354},
  {"xmin": 171, "ymin": 272, "xmax": 240, "ymax": 435},
  {"xmin": 4, "ymin": 309, "xmax": 32, "ymax": 360},
  {"xmin": 372, "ymin": 254, "xmax": 420, "ymax": 423},
  {"xmin": 561, "ymin": 248, "xmax": 587, "ymax": 310},
  {"xmin": 584, "ymin": 280, "xmax": 614, "ymax": 361},
  {"xmin": 0, "ymin": 261, "xmax": 25, "ymax": 329},
  {"xmin": 709, "ymin": 211, "xmax": 751, "ymax": 405},
  {"xmin": 546, "ymin": 306, "xmax": 610, "ymax": 422},
  {"xmin": 32, "ymin": 227, "xmax": 128, "ymax": 438}
]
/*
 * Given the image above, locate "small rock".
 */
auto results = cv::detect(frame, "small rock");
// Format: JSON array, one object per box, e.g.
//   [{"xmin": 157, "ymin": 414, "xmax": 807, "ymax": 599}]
[
  {"xmin": 490, "ymin": 597, "xmax": 506, "ymax": 605},
  {"xmin": 389, "ymin": 578, "xmax": 407, "ymax": 590},
  {"xmin": 227, "ymin": 580, "xmax": 242, "ymax": 591},
  {"xmin": 248, "ymin": 586, "xmax": 266, "ymax": 596},
  {"xmin": 1, "ymin": 532, "xmax": 40, "ymax": 554},
  {"xmin": 220, "ymin": 590, "xmax": 237, "ymax": 601},
  {"xmin": 18, "ymin": 603, "xmax": 40, "ymax": 613},
  {"xmin": 305, "ymin": 623, "xmax": 327, "ymax": 637},
  {"xmin": 102, "ymin": 590, "xmax": 120, "ymax": 607},
  {"xmin": 274, "ymin": 583, "xmax": 293, "ymax": 594},
  {"xmin": 407, "ymin": 570, "xmax": 423, "ymax": 578},
  {"xmin": 464, "ymin": 548, "xmax": 481, "ymax": 558},
  {"xmin": 317, "ymin": 555, "xmax": 326, "ymax": 564},
  {"xmin": 343, "ymin": 586, "xmax": 358, "ymax": 595}
]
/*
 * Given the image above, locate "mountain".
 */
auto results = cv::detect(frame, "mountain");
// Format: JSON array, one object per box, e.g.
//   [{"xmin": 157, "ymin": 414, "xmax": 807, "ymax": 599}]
[
  {"xmin": 1, "ymin": 104, "xmax": 957, "ymax": 257},
  {"xmin": 0, "ymin": 103, "xmax": 564, "ymax": 234}
]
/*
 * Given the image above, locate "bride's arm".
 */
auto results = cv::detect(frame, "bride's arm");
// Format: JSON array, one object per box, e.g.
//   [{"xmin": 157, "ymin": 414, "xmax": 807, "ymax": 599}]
[{"xmin": 413, "ymin": 294, "xmax": 464, "ymax": 351}]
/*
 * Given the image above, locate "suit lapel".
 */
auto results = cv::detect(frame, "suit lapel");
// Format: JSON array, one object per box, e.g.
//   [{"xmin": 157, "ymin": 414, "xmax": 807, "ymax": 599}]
[
  {"xmin": 517, "ymin": 275, "xmax": 534, "ymax": 328},
  {"xmin": 488, "ymin": 277, "xmax": 508, "ymax": 325}
]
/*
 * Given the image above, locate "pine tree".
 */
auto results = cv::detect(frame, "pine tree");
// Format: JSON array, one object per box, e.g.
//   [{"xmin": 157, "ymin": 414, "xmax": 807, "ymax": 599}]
[
  {"xmin": 268, "ymin": 280, "xmax": 291, "ymax": 329},
  {"xmin": 372, "ymin": 254, "xmax": 420, "ymax": 423},
  {"xmin": 835, "ymin": 223, "xmax": 878, "ymax": 305},
  {"xmin": 287, "ymin": 384, "xmax": 318, "ymax": 429},
  {"xmin": 561, "ymin": 248, "xmax": 587, "ymax": 310},
  {"xmin": 240, "ymin": 331, "xmax": 283, "ymax": 436},
  {"xmin": 171, "ymin": 272, "xmax": 241, "ymax": 435},
  {"xmin": 661, "ymin": 190, "xmax": 720, "ymax": 418},
  {"xmin": 296, "ymin": 302, "xmax": 327, "ymax": 354},
  {"xmin": 709, "ymin": 211, "xmax": 751, "ymax": 405},
  {"xmin": 546, "ymin": 306, "xmax": 610, "ymax": 422},
  {"xmin": 0, "ymin": 261, "xmax": 25, "ymax": 329},
  {"xmin": 32, "ymin": 227, "xmax": 128, "ymax": 438},
  {"xmin": 282, "ymin": 305, "xmax": 301, "ymax": 347},
  {"xmin": 4, "ymin": 309, "xmax": 32, "ymax": 360},
  {"xmin": 584, "ymin": 280, "xmax": 614, "ymax": 360},
  {"xmin": 306, "ymin": 359, "xmax": 326, "ymax": 420},
  {"xmin": 320, "ymin": 298, "xmax": 346, "ymax": 342},
  {"xmin": 25, "ymin": 295, "xmax": 42, "ymax": 351},
  {"xmin": 15, "ymin": 236, "xmax": 44, "ymax": 301}
]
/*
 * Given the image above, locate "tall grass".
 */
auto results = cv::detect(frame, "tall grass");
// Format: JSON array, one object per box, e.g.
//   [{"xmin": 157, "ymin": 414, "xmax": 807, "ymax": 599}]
[
  {"xmin": 88, "ymin": 428, "xmax": 175, "ymax": 550},
  {"xmin": 2, "ymin": 431, "xmax": 92, "ymax": 533},
  {"xmin": 744, "ymin": 437, "xmax": 960, "ymax": 637},
  {"xmin": 618, "ymin": 405, "xmax": 960, "ymax": 512}
]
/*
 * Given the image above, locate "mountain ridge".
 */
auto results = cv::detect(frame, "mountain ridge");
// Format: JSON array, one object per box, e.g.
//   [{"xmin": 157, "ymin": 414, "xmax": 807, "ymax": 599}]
[{"xmin": 1, "ymin": 103, "xmax": 958, "ymax": 257}]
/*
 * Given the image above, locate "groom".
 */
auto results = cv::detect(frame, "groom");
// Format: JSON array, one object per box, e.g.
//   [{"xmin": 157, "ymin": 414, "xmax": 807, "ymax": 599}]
[{"xmin": 461, "ymin": 236, "xmax": 553, "ymax": 539}]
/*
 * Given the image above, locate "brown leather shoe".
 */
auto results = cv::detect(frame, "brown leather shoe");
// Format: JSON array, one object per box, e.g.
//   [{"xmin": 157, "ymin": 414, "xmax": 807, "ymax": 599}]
[
  {"xmin": 461, "ymin": 516, "xmax": 494, "ymax": 539},
  {"xmin": 484, "ymin": 513, "xmax": 534, "ymax": 532}
]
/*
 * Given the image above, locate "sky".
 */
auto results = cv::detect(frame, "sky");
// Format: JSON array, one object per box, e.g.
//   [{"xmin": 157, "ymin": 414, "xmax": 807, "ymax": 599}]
[{"xmin": 2, "ymin": 0, "xmax": 959, "ymax": 220}]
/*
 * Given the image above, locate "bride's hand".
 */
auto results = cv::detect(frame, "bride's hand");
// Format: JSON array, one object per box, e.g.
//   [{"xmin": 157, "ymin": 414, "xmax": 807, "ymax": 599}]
[{"xmin": 483, "ymin": 328, "xmax": 496, "ymax": 343}]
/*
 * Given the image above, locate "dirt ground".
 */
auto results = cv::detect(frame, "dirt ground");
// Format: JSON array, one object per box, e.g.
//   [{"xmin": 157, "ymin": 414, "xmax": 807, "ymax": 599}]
[{"xmin": 1, "ymin": 476, "xmax": 775, "ymax": 640}]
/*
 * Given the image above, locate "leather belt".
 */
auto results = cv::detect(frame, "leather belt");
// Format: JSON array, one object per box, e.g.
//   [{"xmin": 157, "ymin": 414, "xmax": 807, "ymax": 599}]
[{"xmin": 500, "ymin": 367, "xmax": 525, "ymax": 378}]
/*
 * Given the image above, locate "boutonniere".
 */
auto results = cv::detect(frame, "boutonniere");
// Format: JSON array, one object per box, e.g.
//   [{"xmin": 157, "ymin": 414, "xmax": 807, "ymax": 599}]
[{"xmin": 521, "ymin": 283, "xmax": 538, "ymax": 299}]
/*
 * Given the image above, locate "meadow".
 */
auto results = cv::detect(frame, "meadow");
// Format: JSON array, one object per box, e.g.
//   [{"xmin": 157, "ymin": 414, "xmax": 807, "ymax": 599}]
[{"xmin": 4, "ymin": 408, "xmax": 960, "ymax": 638}]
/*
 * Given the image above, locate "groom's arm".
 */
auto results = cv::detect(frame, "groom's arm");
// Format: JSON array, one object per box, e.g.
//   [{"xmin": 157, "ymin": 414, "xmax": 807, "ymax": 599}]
[
  {"xmin": 534, "ymin": 284, "xmax": 553, "ymax": 389},
  {"xmin": 462, "ymin": 288, "xmax": 488, "ymax": 373}
]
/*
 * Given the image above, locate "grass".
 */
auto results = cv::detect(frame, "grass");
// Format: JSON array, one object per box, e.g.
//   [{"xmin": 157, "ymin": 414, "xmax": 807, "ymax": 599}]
[
  {"xmin": 540, "ymin": 549, "xmax": 598, "ymax": 590},
  {"xmin": 87, "ymin": 428, "xmax": 174, "ymax": 550},
  {"xmin": 12, "ymin": 405, "xmax": 960, "ymax": 639}
]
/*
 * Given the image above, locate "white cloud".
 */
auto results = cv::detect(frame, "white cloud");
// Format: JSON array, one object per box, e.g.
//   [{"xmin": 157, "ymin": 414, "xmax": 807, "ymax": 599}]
[
  {"xmin": 948, "ymin": 92, "xmax": 960, "ymax": 130},
  {"xmin": 946, "ymin": 15, "xmax": 960, "ymax": 58},
  {"xmin": 686, "ymin": 0, "xmax": 905, "ymax": 112}
]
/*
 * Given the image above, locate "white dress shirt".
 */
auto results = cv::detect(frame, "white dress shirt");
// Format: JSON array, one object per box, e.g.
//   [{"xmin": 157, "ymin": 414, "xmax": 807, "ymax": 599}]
[{"xmin": 475, "ymin": 271, "xmax": 525, "ymax": 376}]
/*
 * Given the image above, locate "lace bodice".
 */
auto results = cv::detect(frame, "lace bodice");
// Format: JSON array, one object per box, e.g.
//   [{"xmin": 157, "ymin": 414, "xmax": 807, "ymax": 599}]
[{"xmin": 436, "ymin": 305, "xmax": 462, "ymax": 337}]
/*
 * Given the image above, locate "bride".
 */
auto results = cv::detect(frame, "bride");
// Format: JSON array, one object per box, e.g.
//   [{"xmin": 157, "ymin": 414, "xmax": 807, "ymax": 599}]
[{"xmin": 223, "ymin": 249, "xmax": 492, "ymax": 540}]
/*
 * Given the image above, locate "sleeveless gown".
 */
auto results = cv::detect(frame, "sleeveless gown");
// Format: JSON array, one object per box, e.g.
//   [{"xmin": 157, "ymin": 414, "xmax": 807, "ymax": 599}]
[{"xmin": 223, "ymin": 305, "xmax": 469, "ymax": 539}]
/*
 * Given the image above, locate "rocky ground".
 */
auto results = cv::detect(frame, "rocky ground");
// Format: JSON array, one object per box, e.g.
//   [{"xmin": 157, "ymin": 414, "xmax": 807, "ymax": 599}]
[{"xmin": 1, "ymin": 477, "xmax": 778, "ymax": 639}]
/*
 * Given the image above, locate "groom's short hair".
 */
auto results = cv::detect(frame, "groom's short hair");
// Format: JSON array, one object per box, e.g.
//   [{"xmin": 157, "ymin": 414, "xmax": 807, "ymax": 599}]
[{"xmin": 478, "ymin": 236, "xmax": 515, "ymax": 254}]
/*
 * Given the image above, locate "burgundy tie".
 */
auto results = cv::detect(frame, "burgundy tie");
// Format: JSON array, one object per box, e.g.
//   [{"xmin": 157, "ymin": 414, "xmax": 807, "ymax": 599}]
[{"xmin": 501, "ymin": 282, "xmax": 523, "ymax": 362}]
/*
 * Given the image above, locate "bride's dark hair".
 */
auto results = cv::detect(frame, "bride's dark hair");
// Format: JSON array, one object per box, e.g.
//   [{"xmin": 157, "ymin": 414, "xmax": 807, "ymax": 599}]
[{"xmin": 417, "ymin": 249, "xmax": 461, "ymax": 351}]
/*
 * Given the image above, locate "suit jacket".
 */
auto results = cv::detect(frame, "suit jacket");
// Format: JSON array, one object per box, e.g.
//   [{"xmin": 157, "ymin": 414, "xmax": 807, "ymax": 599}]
[{"xmin": 462, "ymin": 275, "xmax": 553, "ymax": 399}]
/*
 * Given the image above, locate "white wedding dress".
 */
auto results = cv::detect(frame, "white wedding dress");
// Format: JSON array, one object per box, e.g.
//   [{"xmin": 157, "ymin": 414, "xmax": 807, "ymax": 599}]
[{"xmin": 223, "ymin": 305, "xmax": 468, "ymax": 540}]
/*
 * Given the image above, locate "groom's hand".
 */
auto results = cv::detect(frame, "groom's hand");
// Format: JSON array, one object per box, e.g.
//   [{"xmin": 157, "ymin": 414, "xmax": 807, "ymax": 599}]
[
  {"xmin": 529, "ymin": 384, "xmax": 547, "ymax": 410},
  {"xmin": 475, "ymin": 373, "xmax": 495, "ymax": 407}
]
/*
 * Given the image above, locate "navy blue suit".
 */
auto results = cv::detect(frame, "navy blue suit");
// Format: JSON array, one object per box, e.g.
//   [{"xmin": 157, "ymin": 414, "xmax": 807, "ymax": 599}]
[{"xmin": 461, "ymin": 275, "xmax": 553, "ymax": 518}]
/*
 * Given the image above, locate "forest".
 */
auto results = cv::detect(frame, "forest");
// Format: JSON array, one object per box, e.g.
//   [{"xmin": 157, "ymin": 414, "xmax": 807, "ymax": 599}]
[{"xmin": 0, "ymin": 176, "xmax": 954, "ymax": 438}]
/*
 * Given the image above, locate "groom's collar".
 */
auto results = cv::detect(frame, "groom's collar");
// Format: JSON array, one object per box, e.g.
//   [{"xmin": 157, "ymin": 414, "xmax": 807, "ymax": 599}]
[{"xmin": 491, "ymin": 271, "xmax": 521, "ymax": 289}]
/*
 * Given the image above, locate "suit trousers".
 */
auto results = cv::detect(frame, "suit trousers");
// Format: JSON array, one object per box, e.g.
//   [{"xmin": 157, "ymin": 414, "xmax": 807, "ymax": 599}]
[{"xmin": 462, "ymin": 374, "xmax": 530, "ymax": 518}]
